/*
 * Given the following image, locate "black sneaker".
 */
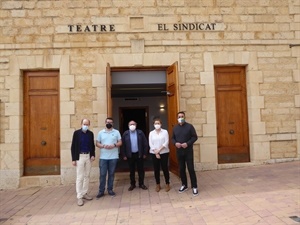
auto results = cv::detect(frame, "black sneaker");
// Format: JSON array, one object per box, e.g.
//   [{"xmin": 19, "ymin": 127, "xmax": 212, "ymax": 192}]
[
  {"xmin": 96, "ymin": 192, "xmax": 104, "ymax": 199},
  {"xmin": 192, "ymin": 188, "xmax": 199, "ymax": 196},
  {"xmin": 178, "ymin": 185, "xmax": 188, "ymax": 193},
  {"xmin": 108, "ymin": 190, "xmax": 116, "ymax": 197}
]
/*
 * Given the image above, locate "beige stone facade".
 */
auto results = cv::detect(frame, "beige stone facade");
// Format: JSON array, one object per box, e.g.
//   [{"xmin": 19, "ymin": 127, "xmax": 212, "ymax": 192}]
[{"xmin": 0, "ymin": 0, "xmax": 299, "ymax": 189}]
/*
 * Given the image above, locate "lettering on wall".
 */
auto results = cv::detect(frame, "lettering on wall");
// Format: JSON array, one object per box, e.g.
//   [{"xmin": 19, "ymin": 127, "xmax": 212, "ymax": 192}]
[
  {"xmin": 68, "ymin": 24, "xmax": 115, "ymax": 32},
  {"xmin": 158, "ymin": 23, "xmax": 217, "ymax": 31},
  {"xmin": 63, "ymin": 22, "xmax": 222, "ymax": 33}
]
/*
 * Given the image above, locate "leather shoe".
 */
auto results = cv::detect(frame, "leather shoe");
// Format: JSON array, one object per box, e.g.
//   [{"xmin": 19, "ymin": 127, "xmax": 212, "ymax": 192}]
[
  {"xmin": 165, "ymin": 184, "xmax": 170, "ymax": 192},
  {"xmin": 83, "ymin": 193, "xmax": 93, "ymax": 200},
  {"xmin": 96, "ymin": 192, "xmax": 104, "ymax": 199},
  {"xmin": 77, "ymin": 198, "xmax": 84, "ymax": 206},
  {"xmin": 139, "ymin": 184, "xmax": 148, "ymax": 190},
  {"xmin": 156, "ymin": 184, "xmax": 161, "ymax": 192},
  {"xmin": 128, "ymin": 185, "xmax": 136, "ymax": 191}
]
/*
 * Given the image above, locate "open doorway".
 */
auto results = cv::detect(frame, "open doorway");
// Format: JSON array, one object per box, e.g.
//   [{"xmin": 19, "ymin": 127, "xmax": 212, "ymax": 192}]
[
  {"xmin": 107, "ymin": 63, "xmax": 180, "ymax": 176},
  {"xmin": 119, "ymin": 107, "xmax": 149, "ymax": 136},
  {"xmin": 116, "ymin": 107, "xmax": 152, "ymax": 172}
]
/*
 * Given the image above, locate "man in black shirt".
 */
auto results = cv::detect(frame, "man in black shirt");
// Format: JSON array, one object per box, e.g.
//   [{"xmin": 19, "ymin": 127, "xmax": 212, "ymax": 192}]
[{"xmin": 171, "ymin": 111, "xmax": 199, "ymax": 196}]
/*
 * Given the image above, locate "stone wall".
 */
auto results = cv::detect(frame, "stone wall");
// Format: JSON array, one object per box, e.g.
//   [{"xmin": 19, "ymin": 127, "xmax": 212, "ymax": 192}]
[{"xmin": 0, "ymin": 0, "xmax": 299, "ymax": 188}]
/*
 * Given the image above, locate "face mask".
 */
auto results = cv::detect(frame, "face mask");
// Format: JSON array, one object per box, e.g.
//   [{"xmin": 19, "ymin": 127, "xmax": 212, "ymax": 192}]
[
  {"xmin": 154, "ymin": 124, "xmax": 161, "ymax": 130},
  {"xmin": 178, "ymin": 118, "xmax": 185, "ymax": 123},
  {"xmin": 82, "ymin": 125, "xmax": 89, "ymax": 132},
  {"xmin": 106, "ymin": 123, "xmax": 113, "ymax": 129},
  {"xmin": 129, "ymin": 125, "xmax": 136, "ymax": 131}
]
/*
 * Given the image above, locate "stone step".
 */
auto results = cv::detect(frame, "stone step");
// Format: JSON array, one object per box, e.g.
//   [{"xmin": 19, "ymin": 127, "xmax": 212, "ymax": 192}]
[{"xmin": 19, "ymin": 175, "xmax": 61, "ymax": 188}]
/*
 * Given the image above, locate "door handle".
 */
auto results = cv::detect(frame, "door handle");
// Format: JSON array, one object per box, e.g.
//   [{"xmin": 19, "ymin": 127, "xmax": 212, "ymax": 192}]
[
  {"xmin": 229, "ymin": 130, "xmax": 234, "ymax": 135},
  {"xmin": 41, "ymin": 141, "xmax": 47, "ymax": 146}
]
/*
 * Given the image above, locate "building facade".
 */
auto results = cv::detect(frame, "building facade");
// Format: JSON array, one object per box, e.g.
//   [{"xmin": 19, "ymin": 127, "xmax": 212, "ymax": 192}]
[{"xmin": 0, "ymin": 0, "xmax": 299, "ymax": 189}]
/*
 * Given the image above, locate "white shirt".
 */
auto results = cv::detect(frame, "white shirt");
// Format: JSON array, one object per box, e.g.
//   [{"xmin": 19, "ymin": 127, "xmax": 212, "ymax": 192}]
[{"xmin": 148, "ymin": 128, "xmax": 169, "ymax": 154}]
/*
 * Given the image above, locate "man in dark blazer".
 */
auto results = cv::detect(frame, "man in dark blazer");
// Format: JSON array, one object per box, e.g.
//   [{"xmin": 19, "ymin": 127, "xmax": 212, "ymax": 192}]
[
  {"xmin": 71, "ymin": 118, "xmax": 95, "ymax": 206},
  {"xmin": 121, "ymin": 120, "xmax": 148, "ymax": 191}
]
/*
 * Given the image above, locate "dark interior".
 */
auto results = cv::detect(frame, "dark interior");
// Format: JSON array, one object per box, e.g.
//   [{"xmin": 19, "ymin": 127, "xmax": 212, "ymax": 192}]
[{"xmin": 111, "ymin": 83, "xmax": 166, "ymax": 97}]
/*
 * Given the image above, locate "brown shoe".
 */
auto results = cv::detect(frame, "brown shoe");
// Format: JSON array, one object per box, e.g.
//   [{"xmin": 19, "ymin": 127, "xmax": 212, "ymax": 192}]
[
  {"xmin": 165, "ymin": 184, "xmax": 170, "ymax": 192},
  {"xmin": 156, "ymin": 184, "xmax": 161, "ymax": 192}
]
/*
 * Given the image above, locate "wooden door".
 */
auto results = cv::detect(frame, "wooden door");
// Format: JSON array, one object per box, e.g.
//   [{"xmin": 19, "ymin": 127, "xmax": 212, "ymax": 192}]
[
  {"xmin": 214, "ymin": 66, "xmax": 250, "ymax": 163},
  {"xmin": 24, "ymin": 71, "xmax": 60, "ymax": 175},
  {"xmin": 166, "ymin": 62, "xmax": 179, "ymax": 176},
  {"xmin": 106, "ymin": 63, "xmax": 112, "ymax": 116}
]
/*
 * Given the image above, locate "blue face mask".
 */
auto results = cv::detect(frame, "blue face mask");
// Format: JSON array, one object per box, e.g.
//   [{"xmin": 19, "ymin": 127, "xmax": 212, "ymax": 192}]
[{"xmin": 82, "ymin": 125, "xmax": 89, "ymax": 132}]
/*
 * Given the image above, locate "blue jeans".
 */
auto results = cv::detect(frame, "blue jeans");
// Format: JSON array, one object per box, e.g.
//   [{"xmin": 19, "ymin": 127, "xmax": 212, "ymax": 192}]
[{"xmin": 98, "ymin": 158, "xmax": 118, "ymax": 193}]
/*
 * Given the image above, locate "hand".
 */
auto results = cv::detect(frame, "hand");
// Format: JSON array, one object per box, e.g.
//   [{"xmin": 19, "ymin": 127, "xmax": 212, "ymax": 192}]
[
  {"xmin": 72, "ymin": 161, "xmax": 76, "ymax": 166},
  {"xmin": 154, "ymin": 149, "xmax": 160, "ymax": 154},
  {"xmin": 123, "ymin": 157, "xmax": 127, "ymax": 161},
  {"xmin": 103, "ymin": 144, "xmax": 114, "ymax": 149},
  {"xmin": 175, "ymin": 142, "xmax": 182, "ymax": 148},
  {"xmin": 90, "ymin": 156, "xmax": 95, "ymax": 162},
  {"xmin": 181, "ymin": 143, "xmax": 188, "ymax": 148},
  {"xmin": 155, "ymin": 154, "xmax": 161, "ymax": 159}
]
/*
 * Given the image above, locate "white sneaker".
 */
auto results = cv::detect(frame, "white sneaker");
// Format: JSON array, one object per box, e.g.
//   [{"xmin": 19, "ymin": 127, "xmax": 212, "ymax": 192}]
[
  {"xmin": 192, "ymin": 188, "xmax": 199, "ymax": 196},
  {"xmin": 178, "ymin": 185, "xmax": 188, "ymax": 193}
]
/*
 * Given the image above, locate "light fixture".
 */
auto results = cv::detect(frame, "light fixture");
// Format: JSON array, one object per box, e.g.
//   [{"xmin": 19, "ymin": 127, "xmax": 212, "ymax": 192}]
[
  {"xmin": 161, "ymin": 91, "xmax": 173, "ymax": 96},
  {"xmin": 159, "ymin": 104, "xmax": 165, "ymax": 111}
]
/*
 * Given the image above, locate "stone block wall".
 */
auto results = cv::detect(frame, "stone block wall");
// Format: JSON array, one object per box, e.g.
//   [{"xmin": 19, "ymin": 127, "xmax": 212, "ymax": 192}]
[{"xmin": 0, "ymin": 0, "xmax": 299, "ymax": 188}]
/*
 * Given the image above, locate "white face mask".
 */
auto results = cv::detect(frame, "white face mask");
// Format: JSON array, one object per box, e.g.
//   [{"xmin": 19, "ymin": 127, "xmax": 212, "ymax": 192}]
[
  {"xmin": 178, "ymin": 118, "xmax": 185, "ymax": 123},
  {"xmin": 154, "ymin": 124, "xmax": 161, "ymax": 130},
  {"xmin": 129, "ymin": 125, "xmax": 136, "ymax": 131},
  {"xmin": 82, "ymin": 125, "xmax": 89, "ymax": 132}
]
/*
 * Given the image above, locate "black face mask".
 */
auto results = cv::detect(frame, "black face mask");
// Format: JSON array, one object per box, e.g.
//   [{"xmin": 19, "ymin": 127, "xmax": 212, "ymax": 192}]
[{"xmin": 106, "ymin": 123, "xmax": 113, "ymax": 129}]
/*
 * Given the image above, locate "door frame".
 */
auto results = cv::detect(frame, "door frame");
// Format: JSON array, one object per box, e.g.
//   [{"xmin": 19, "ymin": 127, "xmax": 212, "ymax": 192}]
[{"xmin": 106, "ymin": 64, "xmax": 180, "ymax": 176}]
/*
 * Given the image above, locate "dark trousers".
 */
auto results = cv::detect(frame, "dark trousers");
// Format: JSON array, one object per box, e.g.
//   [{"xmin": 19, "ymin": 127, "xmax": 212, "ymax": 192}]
[
  {"xmin": 151, "ymin": 153, "xmax": 170, "ymax": 185},
  {"xmin": 127, "ymin": 152, "xmax": 145, "ymax": 186},
  {"xmin": 176, "ymin": 148, "xmax": 197, "ymax": 188}
]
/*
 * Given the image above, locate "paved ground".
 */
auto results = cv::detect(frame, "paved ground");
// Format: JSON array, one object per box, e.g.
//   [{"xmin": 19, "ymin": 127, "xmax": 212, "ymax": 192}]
[{"xmin": 0, "ymin": 161, "xmax": 299, "ymax": 225}]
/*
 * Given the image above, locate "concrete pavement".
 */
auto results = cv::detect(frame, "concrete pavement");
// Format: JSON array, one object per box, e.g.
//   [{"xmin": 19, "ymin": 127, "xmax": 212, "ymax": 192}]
[{"xmin": 1, "ymin": 161, "xmax": 299, "ymax": 225}]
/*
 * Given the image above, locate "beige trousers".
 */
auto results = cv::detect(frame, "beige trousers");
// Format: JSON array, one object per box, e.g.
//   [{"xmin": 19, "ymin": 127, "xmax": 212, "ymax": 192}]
[{"xmin": 76, "ymin": 154, "xmax": 91, "ymax": 199}]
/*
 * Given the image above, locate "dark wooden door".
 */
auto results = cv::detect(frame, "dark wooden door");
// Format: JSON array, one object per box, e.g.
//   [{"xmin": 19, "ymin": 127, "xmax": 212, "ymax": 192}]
[
  {"xmin": 214, "ymin": 66, "xmax": 250, "ymax": 163},
  {"xmin": 166, "ymin": 62, "xmax": 179, "ymax": 176},
  {"xmin": 24, "ymin": 71, "xmax": 60, "ymax": 175}
]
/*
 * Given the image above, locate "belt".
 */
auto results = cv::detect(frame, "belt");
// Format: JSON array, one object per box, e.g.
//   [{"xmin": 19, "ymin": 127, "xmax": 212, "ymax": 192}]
[{"xmin": 80, "ymin": 152, "xmax": 89, "ymax": 154}]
